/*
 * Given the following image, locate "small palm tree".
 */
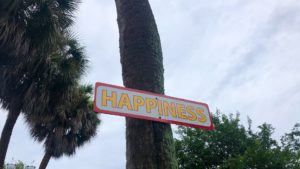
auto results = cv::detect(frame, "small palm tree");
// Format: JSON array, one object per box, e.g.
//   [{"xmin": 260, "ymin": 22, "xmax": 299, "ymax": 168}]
[
  {"xmin": 0, "ymin": 1, "xmax": 81, "ymax": 167},
  {"xmin": 27, "ymin": 85, "xmax": 100, "ymax": 169},
  {"xmin": 24, "ymin": 36, "xmax": 92, "ymax": 169}
]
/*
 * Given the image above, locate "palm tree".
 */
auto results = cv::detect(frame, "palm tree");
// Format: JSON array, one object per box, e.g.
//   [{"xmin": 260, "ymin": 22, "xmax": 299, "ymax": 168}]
[
  {"xmin": 0, "ymin": 1, "xmax": 80, "ymax": 167},
  {"xmin": 27, "ymin": 85, "xmax": 100, "ymax": 169},
  {"xmin": 23, "ymin": 36, "xmax": 92, "ymax": 169},
  {"xmin": 115, "ymin": 0, "xmax": 178, "ymax": 168},
  {"xmin": 22, "ymin": 35, "xmax": 88, "ymax": 125},
  {"xmin": 0, "ymin": 0, "xmax": 29, "ymax": 58}
]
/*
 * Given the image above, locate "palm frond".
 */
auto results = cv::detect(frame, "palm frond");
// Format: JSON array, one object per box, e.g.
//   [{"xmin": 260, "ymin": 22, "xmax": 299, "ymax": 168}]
[{"xmin": 26, "ymin": 85, "xmax": 100, "ymax": 158}]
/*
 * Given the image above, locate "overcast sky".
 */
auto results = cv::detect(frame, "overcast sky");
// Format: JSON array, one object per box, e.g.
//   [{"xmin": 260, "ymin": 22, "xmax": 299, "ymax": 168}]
[{"xmin": 1, "ymin": 0, "xmax": 300, "ymax": 168}]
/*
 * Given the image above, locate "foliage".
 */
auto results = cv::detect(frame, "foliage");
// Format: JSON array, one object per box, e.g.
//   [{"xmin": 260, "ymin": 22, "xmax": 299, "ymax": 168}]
[
  {"xmin": 22, "ymin": 35, "xmax": 88, "ymax": 124},
  {"xmin": 0, "ymin": 0, "xmax": 88, "ymax": 168},
  {"xmin": 175, "ymin": 111, "xmax": 300, "ymax": 169},
  {"xmin": 0, "ymin": 0, "xmax": 82, "ymax": 113},
  {"xmin": 3, "ymin": 160, "xmax": 26, "ymax": 169},
  {"xmin": 0, "ymin": 0, "xmax": 78, "ymax": 57},
  {"xmin": 15, "ymin": 161, "xmax": 24, "ymax": 169},
  {"xmin": 281, "ymin": 123, "xmax": 300, "ymax": 152},
  {"xmin": 27, "ymin": 84, "xmax": 100, "ymax": 158}
]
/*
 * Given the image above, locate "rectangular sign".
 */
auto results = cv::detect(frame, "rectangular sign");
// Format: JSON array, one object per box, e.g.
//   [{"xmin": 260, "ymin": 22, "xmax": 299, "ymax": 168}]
[{"xmin": 94, "ymin": 82, "xmax": 214, "ymax": 130}]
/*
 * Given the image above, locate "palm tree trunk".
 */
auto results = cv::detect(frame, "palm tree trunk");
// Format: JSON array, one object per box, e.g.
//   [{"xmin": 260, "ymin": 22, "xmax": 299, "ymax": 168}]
[
  {"xmin": 0, "ymin": 108, "xmax": 21, "ymax": 169},
  {"xmin": 39, "ymin": 152, "xmax": 51, "ymax": 169},
  {"xmin": 115, "ymin": 0, "xmax": 178, "ymax": 169}
]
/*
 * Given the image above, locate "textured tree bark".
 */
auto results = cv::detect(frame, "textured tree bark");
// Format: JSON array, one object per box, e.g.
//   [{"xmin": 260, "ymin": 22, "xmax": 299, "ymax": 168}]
[
  {"xmin": 115, "ymin": 0, "xmax": 178, "ymax": 169},
  {"xmin": 0, "ymin": 108, "xmax": 21, "ymax": 169},
  {"xmin": 39, "ymin": 152, "xmax": 51, "ymax": 169}
]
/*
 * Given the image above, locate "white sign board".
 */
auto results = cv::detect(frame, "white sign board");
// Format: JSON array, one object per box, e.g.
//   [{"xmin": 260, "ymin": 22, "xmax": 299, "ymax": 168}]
[{"xmin": 94, "ymin": 82, "xmax": 214, "ymax": 129}]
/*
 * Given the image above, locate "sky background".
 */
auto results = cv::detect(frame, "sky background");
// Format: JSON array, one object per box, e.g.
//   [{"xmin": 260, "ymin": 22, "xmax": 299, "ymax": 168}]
[{"xmin": 1, "ymin": 0, "xmax": 300, "ymax": 168}]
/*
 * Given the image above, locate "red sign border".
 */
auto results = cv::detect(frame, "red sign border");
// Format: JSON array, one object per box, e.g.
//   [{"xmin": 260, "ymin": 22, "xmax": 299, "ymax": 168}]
[{"xmin": 94, "ymin": 82, "xmax": 214, "ymax": 130}]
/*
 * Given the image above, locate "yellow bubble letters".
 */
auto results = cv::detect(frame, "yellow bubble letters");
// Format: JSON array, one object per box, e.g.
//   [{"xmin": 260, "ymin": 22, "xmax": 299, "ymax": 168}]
[{"xmin": 101, "ymin": 89, "xmax": 207, "ymax": 124}]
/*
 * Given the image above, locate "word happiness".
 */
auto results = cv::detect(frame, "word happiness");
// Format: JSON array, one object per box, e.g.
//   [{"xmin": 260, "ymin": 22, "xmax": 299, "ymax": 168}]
[
  {"xmin": 94, "ymin": 83, "xmax": 213, "ymax": 129},
  {"xmin": 101, "ymin": 89, "xmax": 207, "ymax": 123}
]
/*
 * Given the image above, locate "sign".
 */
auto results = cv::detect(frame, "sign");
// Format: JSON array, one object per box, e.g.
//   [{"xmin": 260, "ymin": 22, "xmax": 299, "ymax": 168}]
[{"xmin": 94, "ymin": 82, "xmax": 214, "ymax": 130}]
